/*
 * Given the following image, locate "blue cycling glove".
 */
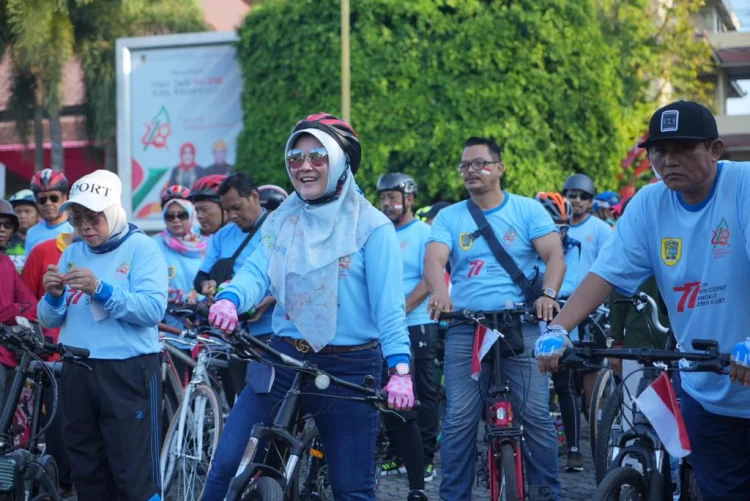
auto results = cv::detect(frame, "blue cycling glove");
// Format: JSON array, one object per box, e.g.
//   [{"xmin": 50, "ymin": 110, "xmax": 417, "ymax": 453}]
[
  {"xmin": 534, "ymin": 325, "xmax": 573, "ymax": 360},
  {"xmin": 731, "ymin": 338, "xmax": 750, "ymax": 368}
]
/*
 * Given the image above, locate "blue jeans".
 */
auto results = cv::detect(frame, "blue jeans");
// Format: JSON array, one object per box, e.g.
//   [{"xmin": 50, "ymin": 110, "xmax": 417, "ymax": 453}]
[
  {"xmin": 201, "ymin": 339, "xmax": 382, "ymax": 501},
  {"xmin": 439, "ymin": 322, "xmax": 561, "ymax": 501},
  {"xmin": 681, "ymin": 391, "xmax": 750, "ymax": 501}
]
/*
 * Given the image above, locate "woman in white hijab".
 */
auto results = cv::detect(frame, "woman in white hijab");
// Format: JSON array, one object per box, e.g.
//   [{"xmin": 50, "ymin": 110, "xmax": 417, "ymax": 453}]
[
  {"xmin": 203, "ymin": 114, "xmax": 415, "ymax": 500},
  {"xmin": 38, "ymin": 170, "xmax": 168, "ymax": 500}
]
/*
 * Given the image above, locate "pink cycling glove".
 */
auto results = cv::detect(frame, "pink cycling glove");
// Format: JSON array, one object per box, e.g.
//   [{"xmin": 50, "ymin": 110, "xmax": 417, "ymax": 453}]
[
  {"xmin": 209, "ymin": 299, "xmax": 239, "ymax": 332},
  {"xmin": 383, "ymin": 374, "xmax": 415, "ymax": 411}
]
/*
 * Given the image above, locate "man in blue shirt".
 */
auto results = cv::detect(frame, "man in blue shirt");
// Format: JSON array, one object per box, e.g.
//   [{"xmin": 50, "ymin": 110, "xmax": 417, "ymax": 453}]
[
  {"xmin": 378, "ymin": 172, "xmax": 441, "ymax": 483},
  {"xmin": 26, "ymin": 169, "xmax": 74, "ymax": 254},
  {"xmin": 424, "ymin": 136, "xmax": 565, "ymax": 501},
  {"xmin": 537, "ymin": 100, "xmax": 750, "ymax": 501},
  {"xmin": 193, "ymin": 173, "xmax": 273, "ymax": 403}
]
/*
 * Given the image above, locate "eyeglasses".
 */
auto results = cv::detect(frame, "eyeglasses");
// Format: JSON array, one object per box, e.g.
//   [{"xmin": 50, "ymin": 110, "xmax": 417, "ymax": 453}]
[
  {"xmin": 285, "ymin": 147, "xmax": 329, "ymax": 170},
  {"xmin": 0, "ymin": 220, "xmax": 14, "ymax": 230},
  {"xmin": 165, "ymin": 212, "xmax": 189, "ymax": 222},
  {"xmin": 70, "ymin": 211, "xmax": 103, "ymax": 228},
  {"xmin": 457, "ymin": 160, "xmax": 500, "ymax": 172},
  {"xmin": 37, "ymin": 194, "xmax": 61, "ymax": 205},
  {"xmin": 565, "ymin": 192, "xmax": 592, "ymax": 201}
]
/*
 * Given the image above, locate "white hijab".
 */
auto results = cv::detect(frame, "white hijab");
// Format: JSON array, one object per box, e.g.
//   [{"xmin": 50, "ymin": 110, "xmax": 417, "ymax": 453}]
[{"xmin": 261, "ymin": 128, "xmax": 389, "ymax": 351}]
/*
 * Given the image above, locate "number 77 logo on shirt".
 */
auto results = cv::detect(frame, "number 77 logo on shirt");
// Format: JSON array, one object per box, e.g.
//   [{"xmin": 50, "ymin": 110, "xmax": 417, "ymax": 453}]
[{"xmin": 673, "ymin": 281, "xmax": 701, "ymax": 312}]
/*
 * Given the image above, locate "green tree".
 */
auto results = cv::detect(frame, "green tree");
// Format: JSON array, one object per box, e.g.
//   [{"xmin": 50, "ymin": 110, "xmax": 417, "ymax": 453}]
[{"xmin": 236, "ymin": 0, "xmax": 631, "ymax": 204}]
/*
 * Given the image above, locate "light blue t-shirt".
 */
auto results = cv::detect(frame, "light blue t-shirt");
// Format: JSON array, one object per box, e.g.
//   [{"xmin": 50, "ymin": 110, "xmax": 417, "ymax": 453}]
[
  {"xmin": 37, "ymin": 231, "xmax": 168, "ymax": 359},
  {"xmin": 152, "ymin": 235, "xmax": 205, "ymax": 329},
  {"xmin": 429, "ymin": 193, "xmax": 558, "ymax": 310},
  {"xmin": 397, "ymin": 219, "xmax": 435, "ymax": 327},
  {"xmin": 216, "ymin": 224, "xmax": 411, "ymax": 362},
  {"xmin": 590, "ymin": 161, "xmax": 750, "ymax": 418},
  {"xmin": 25, "ymin": 220, "xmax": 74, "ymax": 255},
  {"xmin": 567, "ymin": 214, "xmax": 612, "ymax": 287},
  {"xmin": 538, "ymin": 236, "xmax": 580, "ymax": 299},
  {"xmin": 199, "ymin": 214, "xmax": 273, "ymax": 335}
]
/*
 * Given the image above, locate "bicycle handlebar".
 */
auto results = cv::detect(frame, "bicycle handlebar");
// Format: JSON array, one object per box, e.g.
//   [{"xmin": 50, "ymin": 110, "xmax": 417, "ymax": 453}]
[
  {"xmin": 0, "ymin": 321, "xmax": 90, "ymax": 359},
  {"xmin": 438, "ymin": 304, "xmax": 530, "ymax": 322},
  {"xmin": 614, "ymin": 292, "xmax": 669, "ymax": 335}
]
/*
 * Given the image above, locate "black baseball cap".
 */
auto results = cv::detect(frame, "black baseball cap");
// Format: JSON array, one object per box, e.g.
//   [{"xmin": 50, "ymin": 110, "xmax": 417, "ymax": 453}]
[{"xmin": 638, "ymin": 100, "xmax": 718, "ymax": 149}]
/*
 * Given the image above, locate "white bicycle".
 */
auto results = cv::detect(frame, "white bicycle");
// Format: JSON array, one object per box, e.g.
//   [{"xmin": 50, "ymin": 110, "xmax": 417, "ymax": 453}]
[{"xmin": 159, "ymin": 327, "xmax": 229, "ymax": 500}]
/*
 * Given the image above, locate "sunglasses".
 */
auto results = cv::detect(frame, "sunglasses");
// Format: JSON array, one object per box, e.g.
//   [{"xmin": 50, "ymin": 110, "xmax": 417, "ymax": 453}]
[
  {"xmin": 37, "ymin": 194, "xmax": 61, "ymax": 205},
  {"xmin": 285, "ymin": 147, "xmax": 328, "ymax": 170},
  {"xmin": 165, "ymin": 212, "xmax": 189, "ymax": 222},
  {"xmin": 70, "ymin": 211, "xmax": 103, "ymax": 228},
  {"xmin": 0, "ymin": 220, "xmax": 14, "ymax": 230},
  {"xmin": 565, "ymin": 192, "xmax": 592, "ymax": 201}
]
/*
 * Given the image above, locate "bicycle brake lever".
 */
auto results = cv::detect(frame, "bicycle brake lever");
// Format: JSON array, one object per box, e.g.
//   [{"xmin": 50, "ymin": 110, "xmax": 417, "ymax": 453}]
[
  {"xmin": 377, "ymin": 405, "xmax": 407, "ymax": 423},
  {"xmin": 65, "ymin": 356, "xmax": 92, "ymax": 372}
]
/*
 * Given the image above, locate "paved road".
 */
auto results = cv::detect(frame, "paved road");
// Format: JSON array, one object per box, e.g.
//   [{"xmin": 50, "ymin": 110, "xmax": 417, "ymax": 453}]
[{"xmin": 377, "ymin": 422, "xmax": 597, "ymax": 500}]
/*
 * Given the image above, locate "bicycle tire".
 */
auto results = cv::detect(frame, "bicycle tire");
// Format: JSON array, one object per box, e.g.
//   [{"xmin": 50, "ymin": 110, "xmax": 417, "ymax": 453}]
[
  {"xmin": 239, "ymin": 476, "xmax": 284, "ymax": 501},
  {"xmin": 680, "ymin": 460, "xmax": 703, "ymax": 501},
  {"xmin": 499, "ymin": 442, "xmax": 521, "ymax": 501},
  {"xmin": 593, "ymin": 466, "xmax": 649, "ymax": 500},
  {"xmin": 589, "ymin": 368, "xmax": 620, "ymax": 458},
  {"xmin": 294, "ymin": 422, "xmax": 333, "ymax": 501},
  {"xmin": 162, "ymin": 382, "xmax": 180, "ymax": 443},
  {"xmin": 594, "ymin": 383, "xmax": 624, "ymax": 483},
  {"xmin": 161, "ymin": 384, "xmax": 223, "ymax": 501}
]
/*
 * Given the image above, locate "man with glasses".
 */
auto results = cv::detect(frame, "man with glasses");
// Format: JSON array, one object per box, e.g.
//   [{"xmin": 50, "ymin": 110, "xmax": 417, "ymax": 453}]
[
  {"xmin": 25, "ymin": 169, "xmax": 73, "ymax": 254},
  {"xmin": 424, "ymin": 136, "xmax": 564, "ymax": 500},
  {"xmin": 194, "ymin": 173, "xmax": 273, "ymax": 404}
]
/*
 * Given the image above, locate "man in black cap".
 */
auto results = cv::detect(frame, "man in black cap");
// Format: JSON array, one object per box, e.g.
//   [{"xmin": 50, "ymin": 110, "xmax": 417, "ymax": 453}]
[{"xmin": 535, "ymin": 100, "xmax": 750, "ymax": 500}]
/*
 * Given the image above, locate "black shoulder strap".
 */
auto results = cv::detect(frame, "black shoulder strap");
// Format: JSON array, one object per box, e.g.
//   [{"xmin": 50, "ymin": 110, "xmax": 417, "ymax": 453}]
[
  {"xmin": 231, "ymin": 211, "xmax": 268, "ymax": 261},
  {"xmin": 466, "ymin": 199, "xmax": 530, "ymax": 293}
]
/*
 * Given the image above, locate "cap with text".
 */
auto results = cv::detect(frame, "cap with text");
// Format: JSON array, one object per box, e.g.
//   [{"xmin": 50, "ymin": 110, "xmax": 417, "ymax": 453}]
[
  {"xmin": 639, "ymin": 100, "xmax": 719, "ymax": 149},
  {"xmin": 60, "ymin": 170, "xmax": 123, "ymax": 213}
]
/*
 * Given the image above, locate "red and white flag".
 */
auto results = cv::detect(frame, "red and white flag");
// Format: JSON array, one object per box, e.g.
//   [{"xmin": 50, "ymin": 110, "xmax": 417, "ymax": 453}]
[
  {"xmin": 471, "ymin": 324, "xmax": 502, "ymax": 380},
  {"xmin": 634, "ymin": 372, "xmax": 691, "ymax": 458}
]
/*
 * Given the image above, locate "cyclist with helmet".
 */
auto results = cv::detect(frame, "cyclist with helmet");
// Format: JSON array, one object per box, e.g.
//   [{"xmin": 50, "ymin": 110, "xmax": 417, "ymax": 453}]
[
  {"xmin": 424, "ymin": 137, "xmax": 563, "ymax": 500},
  {"xmin": 189, "ymin": 174, "xmax": 227, "ymax": 239},
  {"xmin": 378, "ymin": 172, "xmax": 440, "ymax": 485},
  {"xmin": 5, "ymin": 189, "xmax": 40, "ymax": 271},
  {"xmin": 592, "ymin": 191, "xmax": 620, "ymax": 227},
  {"xmin": 202, "ymin": 113, "xmax": 414, "ymax": 501},
  {"xmin": 154, "ymin": 185, "xmax": 207, "ymax": 326},
  {"xmin": 26, "ymin": 169, "xmax": 73, "ymax": 254},
  {"xmin": 37, "ymin": 170, "xmax": 167, "ymax": 500},
  {"xmin": 258, "ymin": 184, "xmax": 289, "ymax": 211},
  {"xmin": 534, "ymin": 192, "xmax": 585, "ymax": 472}
]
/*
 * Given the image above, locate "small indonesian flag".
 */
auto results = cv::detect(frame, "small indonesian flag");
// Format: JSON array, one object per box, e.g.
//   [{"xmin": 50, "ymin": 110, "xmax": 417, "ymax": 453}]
[
  {"xmin": 481, "ymin": 166, "xmax": 492, "ymax": 176},
  {"xmin": 634, "ymin": 372, "xmax": 691, "ymax": 458},
  {"xmin": 471, "ymin": 324, "xmax": 503, "ymax": 380}
]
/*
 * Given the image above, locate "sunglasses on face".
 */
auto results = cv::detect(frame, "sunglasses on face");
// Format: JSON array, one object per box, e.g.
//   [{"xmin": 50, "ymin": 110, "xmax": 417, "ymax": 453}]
[
  {"xmin": 285, "ymin": 147, "xmax": 329, "ymax": 170},
  {"xmin": 70, "ymin": 211, "xmax": 103, "ymax": 228},
  {"xmin": 0, "ymin": 220, "xmax": 14, "ymax": 230},
  {"xmin": 165, "ymin": 212, "xmax": 189, "ymax": 222},
  {"xmin": 37, "ymin": 194, "xmax": 61, "ymax": 205},
  {"xmin": 565, "ymin": 192, "xmax": 592, "ymax": 201}
]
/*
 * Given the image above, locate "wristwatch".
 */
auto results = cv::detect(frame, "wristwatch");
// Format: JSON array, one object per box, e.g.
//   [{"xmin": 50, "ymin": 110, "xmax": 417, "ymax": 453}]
[
  {"xmin": 542, "ymin": 288, "xmax": 557, "ymax": 300},
  {"xmin": 388, "ymin": 363, "xmax": 410, "ymax": 376},
  {"xmin": 94, "ymin": 280, "xmax": 103, "ymax": 296}
]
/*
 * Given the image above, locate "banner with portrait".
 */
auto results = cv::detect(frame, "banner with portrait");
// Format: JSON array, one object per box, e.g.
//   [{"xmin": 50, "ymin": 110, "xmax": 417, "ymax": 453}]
[{"xmin": 116, "ymin": 32, "xmax": 242, "ymax": 231}]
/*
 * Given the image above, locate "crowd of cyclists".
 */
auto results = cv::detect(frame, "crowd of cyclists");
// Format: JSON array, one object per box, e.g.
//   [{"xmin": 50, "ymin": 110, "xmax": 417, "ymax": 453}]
[{"xmin": 0, "ymin": 101, "xmax": 748, "ymax": 501}]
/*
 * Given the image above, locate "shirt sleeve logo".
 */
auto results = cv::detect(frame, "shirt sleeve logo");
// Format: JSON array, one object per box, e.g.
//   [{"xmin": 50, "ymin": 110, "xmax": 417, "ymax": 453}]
[
  {"xmin": 116, "ymin": 261, "xmax": 131, "ymax": 276},
  {"xmin": 459, "ymin": 232, "xmax": 475, "ymax": 251},
  {"xmin": 661, "ymin": 238, "xmax": 682, "ymax": 266}
]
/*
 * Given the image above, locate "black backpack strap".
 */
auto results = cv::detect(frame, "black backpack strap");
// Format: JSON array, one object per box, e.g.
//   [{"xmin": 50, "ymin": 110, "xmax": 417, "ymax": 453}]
[
  {"xmin": 231, "ymin": 211, "xmax": 268, "ymax": 261},
  {"xmin": 466, "ymin": 199, "xmax": 530, "ymax": 294}
]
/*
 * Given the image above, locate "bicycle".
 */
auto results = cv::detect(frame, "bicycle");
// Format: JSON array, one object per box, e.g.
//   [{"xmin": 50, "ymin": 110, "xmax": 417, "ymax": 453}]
[
  {"xmin": 160, "ymin": 326, "xmax": 230, "ymax": 501},
  {"xmin": 0, "ymin": 317, "xmax": 89, "ymax": 501},
  {"xmin": 440, "ymin": 304, "xmax": 532, "ymax": 501},
  {"xmin": 192, "ymin": 305, "xmax": 411, "ymax": 501},
  {"xmin": 554, "ymin": 335, "xmax": 730, "ymax": 500}
]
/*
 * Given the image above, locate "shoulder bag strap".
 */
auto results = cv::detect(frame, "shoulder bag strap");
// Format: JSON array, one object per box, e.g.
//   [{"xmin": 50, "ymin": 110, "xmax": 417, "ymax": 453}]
[{"xmin": 230, "ymin": 211, "xmax": 269, "ymax": 261}]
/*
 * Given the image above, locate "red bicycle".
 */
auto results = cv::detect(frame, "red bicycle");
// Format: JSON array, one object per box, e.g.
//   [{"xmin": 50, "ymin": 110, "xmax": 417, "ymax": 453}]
[{"xmin": 441, "ymin": 306, "xmax": 529, "ymax": 501}]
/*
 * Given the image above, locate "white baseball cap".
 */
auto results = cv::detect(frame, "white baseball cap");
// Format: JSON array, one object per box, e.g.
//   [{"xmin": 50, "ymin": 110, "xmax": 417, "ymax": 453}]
[{"xmin": 60, "ymin": 170, "xmax": 123, "ymax": 213}]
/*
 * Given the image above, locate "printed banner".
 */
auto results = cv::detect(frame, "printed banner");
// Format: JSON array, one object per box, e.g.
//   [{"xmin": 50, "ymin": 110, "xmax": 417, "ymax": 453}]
[{"xmin": 128, "ymin": 43, "xmax": 242, "ymax": 220}]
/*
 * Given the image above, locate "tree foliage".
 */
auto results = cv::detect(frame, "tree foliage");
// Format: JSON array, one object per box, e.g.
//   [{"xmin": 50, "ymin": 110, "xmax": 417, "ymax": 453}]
[{"xmin": 236, "ymin": 0, "xmax": 635, "ymax": 204}]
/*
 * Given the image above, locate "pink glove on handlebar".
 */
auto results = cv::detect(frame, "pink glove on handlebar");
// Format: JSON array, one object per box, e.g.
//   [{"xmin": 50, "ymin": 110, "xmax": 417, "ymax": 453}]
[
  {"xmin": 383, "ymin": 374, "xmax": 415, "ymax": 411},
  {"xmin": 209, "ymin": 299, "xmax": 239, "ymax": 332}
]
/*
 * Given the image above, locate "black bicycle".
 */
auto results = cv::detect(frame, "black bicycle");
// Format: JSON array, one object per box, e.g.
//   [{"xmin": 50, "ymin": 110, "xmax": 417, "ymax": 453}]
[
  {"xmin": 555, "ymin": 337, "xmax": 729, "ymax": 500},
  {"xmin": 194, "ymin": 305, "xmax": 409, "ymax": 501},
  {"xmin": 0, "ymin": 317, "xmax": 89, "ymax": 501}
]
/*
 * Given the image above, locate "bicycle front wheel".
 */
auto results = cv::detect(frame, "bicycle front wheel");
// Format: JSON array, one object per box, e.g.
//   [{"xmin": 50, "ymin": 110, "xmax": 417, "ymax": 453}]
[
  {"xmin": 593, "ymin": 466, "xmax": 649, "ymax": 501},
  {"xmin": 160, "ymin": 384, "xmax": 223, "ymax": 501},
  {"xmin": 489, "ymin": 441, "xmax": 521, "ymax": 501},
  {"xmin": 240, "ymin": 476, "xmax": 284, "ymax": 501},
  {"xmin": 589, "ymin": 367, "xmax": 621, "ymax": 458},
  {"xmin": 594, "ymin": 384, "xmax": 624, "ymax": 483}
]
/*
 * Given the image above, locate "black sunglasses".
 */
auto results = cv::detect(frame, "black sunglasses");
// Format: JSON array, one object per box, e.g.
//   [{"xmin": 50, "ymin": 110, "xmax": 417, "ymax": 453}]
[
  {"xmin": 37, "ymin": 194, "xmax": 61, "ymax": 205},
  {"xmin": 165, "ymin": 212, "xmax": 189, "ymax": 222},
  {"xmin": 565, "ymin": 192, "xmax": 592, "ymax": 201},
  {"xmin": 0, "ymin": 220, "xmax": 14, "ymax": 230}
]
